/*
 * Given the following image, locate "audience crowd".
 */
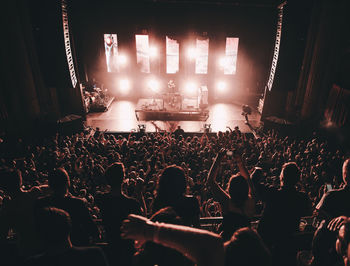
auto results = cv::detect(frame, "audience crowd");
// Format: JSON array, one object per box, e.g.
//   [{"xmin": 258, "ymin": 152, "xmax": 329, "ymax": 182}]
[{"xmin": 0, "ymin": 126, "xmax": 349, "ymax": 266}]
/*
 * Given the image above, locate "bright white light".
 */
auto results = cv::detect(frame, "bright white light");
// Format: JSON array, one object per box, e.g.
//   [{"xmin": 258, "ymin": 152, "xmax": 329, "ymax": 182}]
[
  {"xmin": 219, "ymin": 57, "xmax": 228, "ymax": 68},
  {"xmin": 185, "ymin": 81, "xmax": 197, "ymax": 94},
  {"xmin": 217, "ymin": 81, "xmax": 227, "ymax": 92},
  {"xmin": 149, "ymin": 46, "xmax": 158, "ymax": 58},
  {"xmin": 148, "ymin": 79, "xmax": 160, "ymax": 93},
  {"xmin": 119, "ymin": 79, "xmax": 130, "ymax": 94},
  {"xmin": 187, "ymin": 47, "xmax": 198, "ymax": 59},
  {"xmin": 118, "ymin": 54, "xmax": 128, "ymax": 66}
]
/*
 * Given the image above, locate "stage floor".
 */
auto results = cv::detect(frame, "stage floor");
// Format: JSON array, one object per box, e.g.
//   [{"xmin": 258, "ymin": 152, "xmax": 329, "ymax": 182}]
[{"xmin": 86, "ymin": 100, "xmax": 261, "ymax": 133}]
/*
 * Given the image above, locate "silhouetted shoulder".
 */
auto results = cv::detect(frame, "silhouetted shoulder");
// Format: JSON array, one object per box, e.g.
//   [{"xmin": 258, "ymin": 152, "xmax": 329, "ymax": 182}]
[{"xmin": 24, "ymin": 246, "xmax": 108, "ymax": 266}]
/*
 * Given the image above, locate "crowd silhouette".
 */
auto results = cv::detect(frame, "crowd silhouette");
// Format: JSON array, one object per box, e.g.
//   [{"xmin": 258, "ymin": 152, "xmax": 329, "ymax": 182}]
[{"xmin": 0, "ymin": 127, "xmax": 349, "ymax": 266}]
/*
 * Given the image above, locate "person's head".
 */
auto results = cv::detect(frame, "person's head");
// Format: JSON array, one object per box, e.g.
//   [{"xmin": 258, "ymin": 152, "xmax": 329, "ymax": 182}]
[
  {"xmin": 224, "ymin": 227, "xmax": 271, "ymax": 266},
  {"xmin": 280, "ymin": 162, "xmax": 300, "ymax": 188},
  {"xmin": 227, "ymin": 174, "xmax": 249, "ymax": 208},
  {"xmin": 156, "ymin": 165, "xmax": 186, "ymax": 201},
  {"xmin": 311, "ymin": 220, "xmax": 340, "ymax": 266},
  {"xmin": 336, "ymin": 218, "xmax": 350, "ymax": 265},
  {"xmin": 105, "ymin": 162, "xmax": 125, "ymax": 189},
  {"xmin": 35, "ymin": 207, "xmax": 72, "ymax": 246},
  {"xmin": 342, "ymin": 159, "xmax": 350, "ymax": 185},
  {"xmin": 48, "ymin": 168, "xmax": 70, "ymax": 196},
  {"xmin": 0, "ymin": 168, "xmax": 22, "ymax": 194}
]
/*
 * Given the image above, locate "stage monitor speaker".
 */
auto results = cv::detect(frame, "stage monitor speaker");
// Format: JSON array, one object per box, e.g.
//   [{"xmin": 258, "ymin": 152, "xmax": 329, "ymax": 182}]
[{"xmin": 57, "ymin": 114, "xmax": 84, "ymax": 135}]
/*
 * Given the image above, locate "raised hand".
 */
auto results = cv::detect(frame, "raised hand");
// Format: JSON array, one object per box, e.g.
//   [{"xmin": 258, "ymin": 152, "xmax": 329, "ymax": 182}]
[
  {"xmin": 121, "ymin": 214, "xmax": 154, "ymax": 242},
  {"xmin": 327, "ymin": 216, "xmax": 348, "ymax": 232}
]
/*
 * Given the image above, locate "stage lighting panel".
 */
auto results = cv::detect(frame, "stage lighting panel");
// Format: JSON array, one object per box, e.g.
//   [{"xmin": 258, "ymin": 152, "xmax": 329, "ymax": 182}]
[
  {"xmin": 195, "ymin": 38, "xmax": 209, "ymax": 74},
  {"xmin": 104, "ymin": 34, "xmax": 119, "ymax": 73},
  {"xmin": 166, "ymin": 36, "xmax": 179, "ymax": 74},
  {"xmin": 136, "ymin": 34, "xmax": 151, "ymax": 73},
  {"xmin": 224, "ymin": 37, "xmax": 239, "ymax": 75}
]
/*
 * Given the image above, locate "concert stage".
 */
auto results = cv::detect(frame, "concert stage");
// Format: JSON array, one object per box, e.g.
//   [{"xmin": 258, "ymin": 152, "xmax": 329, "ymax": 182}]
[
  {"xmin": 86, "ymin": 99, "xmax": 261, "ymax": 133},
  {"xmin": 135, "ymin": 98, "xmax": 209, "ymax": 121}
]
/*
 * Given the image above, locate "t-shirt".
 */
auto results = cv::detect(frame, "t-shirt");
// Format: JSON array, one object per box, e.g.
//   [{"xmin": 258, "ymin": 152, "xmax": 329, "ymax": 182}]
[
  {"xmin": 221, "ymin": 211, "xmax": 250, "ymax": 241},
  {"xmin": 316, "ymin": 186, "xmax": 350, "ymax": 219},
  {"xmin": 257, "ymin": 186, "xmax": 311, "ymax": 245},
  {"xmin": 24, "ymin": 246, "xmax": 108, "ymax": 266},
  {"xmin": 36, "ymin": 195, "xmax": 99, "ymax": 246},
  {"xmin": 0, "ymin": 187, "xmax": 43, "ymax": 257},
  {"xmin": 152, "ymin": 195, "xmax": 200, "ymax": 227},
  {"xmin": 95, "ymin": 193, "xmax": 141, "ymax": 265}
]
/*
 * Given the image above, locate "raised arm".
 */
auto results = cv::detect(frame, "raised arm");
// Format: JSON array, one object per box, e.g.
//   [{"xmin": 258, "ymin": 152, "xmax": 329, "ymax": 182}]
[
  {"xmin": 121, "ymin": 214, "xmax": 224, "ymax": 266},
  {"xmin": 233, "ymin": 153, "xmax": 256, "ymax": 199},
  {"xmin": 206, "ymin": 149, "xmax": 231, "ymax": 213}
]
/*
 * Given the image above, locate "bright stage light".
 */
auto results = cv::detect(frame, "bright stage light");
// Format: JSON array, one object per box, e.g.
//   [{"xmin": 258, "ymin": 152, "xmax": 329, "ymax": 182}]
[
  {"xmin": 187, "ymin": 47, "xmax": 198, "ymax": 60},
  {"xmin": 119, "ymin": 79, "xmax": 130, "ymax": 94},
  {"xmin": 217, "ymin": 81, "xmax": 227, "ymax": 92},
  {"xmin": 185, "ymin": 81, "xmax": 197, "ymax": 95},
  {"xmin": 118, "ymin": 54, "xmax": 128, "ymax": 66},
  {"xmin": 219, "ymin": 57, "xmax": 228, "ymax": 68},
  {"xmin": 149, "ymin": 46, "xmax": 158, "ymax": 58},
  {"xmin": 147, "ymin": 78, "xmax": 160, "ymax": 93}
]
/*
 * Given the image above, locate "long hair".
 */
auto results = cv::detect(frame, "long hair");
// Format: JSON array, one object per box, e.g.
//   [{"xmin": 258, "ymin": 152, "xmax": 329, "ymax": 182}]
[
  {"xmin": 154, "ymin": 165, "xmax": 186, "ymax": 207},
  {"xmin": 227, "ymin": 174, "xmax": 249, "ymax": 209}
]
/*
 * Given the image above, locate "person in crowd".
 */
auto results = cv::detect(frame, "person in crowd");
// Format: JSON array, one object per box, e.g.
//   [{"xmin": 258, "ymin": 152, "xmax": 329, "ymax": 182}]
[
  {"xmin": 95, "ymin": 162, "xmax": 141, "ymax": 266},
  {"xmin": 25, "ymin": 207, "xmax": 108, "ymax": 266},
  {"xmin": 336, "ymin": 217, "xmax": 350, "ymax": 266},
  {"xmin": 225, "ymin": 227, "xmax": 271, "ymax": 266},
  {"xmin": 0, "ymin": 168, "xmax": 47, "ymax": 259},
  {"xmin": 206, "ymin": 149, "xmax": 255, "ymax": 241},
  {"xmin": 173, "ymin": 125, "xmax": 185, "ymax": 138},
  {"xmin": 253, "ymin": 162, "xmax": 311, "ymax": 266},
  {"xmin": 121, "ymin": 214, "xmax": 224, "ymax": 266},
  {"xmin": 152, "ymin": 165, "xmax": 200, "ymax": 227},
  {"xmin": 36, "ymin": 168, "xmax": 99, "ymax": 246},
  {"xmin": 133, "ymin": 207, "xmax": 193, "ymax": 266},
  {"xmin": 316, "ymin": 159, "xmax": 350, "ymax": 220},
  {"xmin": 121, "ymin": 214, "xmax": 271, "ymax": 266}
]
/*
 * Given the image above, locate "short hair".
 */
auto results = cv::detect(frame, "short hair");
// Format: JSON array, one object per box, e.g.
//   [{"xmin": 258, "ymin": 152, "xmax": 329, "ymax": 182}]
[
  {"xmin": 35, "ymin": 207, "xmax": 72, "ymax": 244},
  {"xmin": 343, "ymin": 159, "xmax": 350, "ymax": 184},
  {"xmin": 227, "ymin": 175, "xmax": 249, "ymax": 208},
  {"xmin": 105, "ymin": 162, "xmax": 125, "ymax": 188},
  {"xmin": 280, "ymin": 162, "xmax": 300, "ymax": 188},
  {"xmin": 157, "ymin": 165, "xmax": 186, "ymax": 199},
  {"xmin": 48, "ymin": 168, "xmax": 70, "ymax": 194},
  {"xmin": 0, "ymin": 168, "xmax": 22, "ymax": 193}
]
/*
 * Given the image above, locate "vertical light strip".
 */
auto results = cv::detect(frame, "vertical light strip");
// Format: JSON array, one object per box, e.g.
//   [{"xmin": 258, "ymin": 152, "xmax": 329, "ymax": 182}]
[
  {"xmin": 104, "ymin": 34, "xmax": 119, "ymax": 73},
  {"xmin": 224, "ymin": 37, "xmax": 239, "ymax": 75},
  {"xmin": 195, "ymin": 38, "xmax": 209, "ymax": 74},
  {"xmin": 61, "ymin": 0, "xmax": 77, "ymax": 88},
  {"xmin": 135, "ymin": 35, "xmax": 150, "ymax": 73},
  {"xmin": 166, "ymin": 36, "xmax": 179, "ymax": 74}
]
